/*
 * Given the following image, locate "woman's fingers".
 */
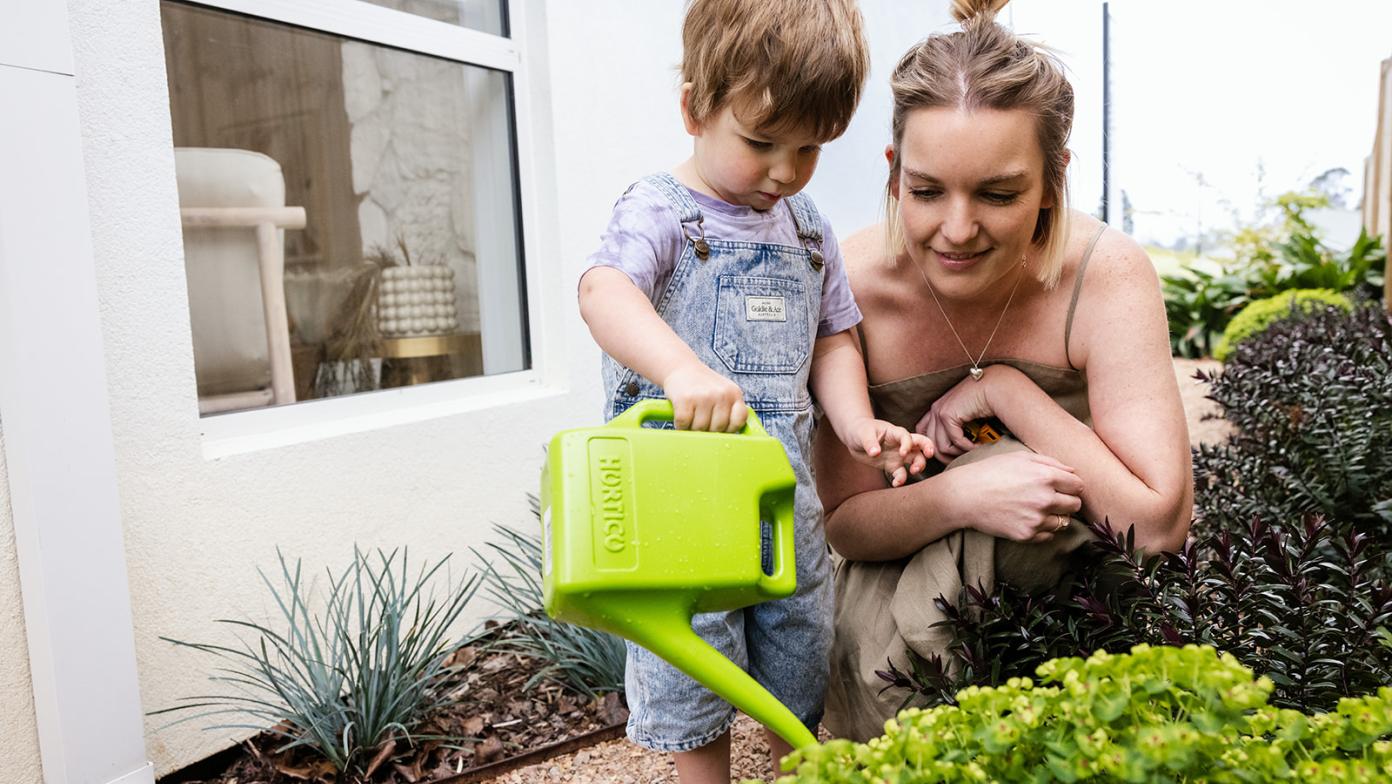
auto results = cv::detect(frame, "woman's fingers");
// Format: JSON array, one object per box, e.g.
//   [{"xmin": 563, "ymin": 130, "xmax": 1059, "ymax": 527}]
[
  {"xmin": 1051, "ymin": 492, "xmax": 1084, "ymax": 516},
  {"xmin": 914, "ymin": 409, "xmax": 933, "ymax": 436},
  {"xmin": 1050, "ymin": 468, "xmax": 1085, "ymax": 497},
  {"xmin": 946, "ymin": 423, "xmax": 975, "ymax": 454},
  {"xmin": 1031, "ymin": 453, "xmax": 1077, "ymax": 474}
]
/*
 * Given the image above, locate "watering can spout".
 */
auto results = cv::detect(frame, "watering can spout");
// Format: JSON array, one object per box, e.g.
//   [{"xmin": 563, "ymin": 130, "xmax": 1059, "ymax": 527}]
[
  {"xmin": 584, "ymin": 594, "xmax": 818, "ymax": 749},
  {"xmin": 541, "ymin": 399, "xmax": 819, "ymax": 751}
]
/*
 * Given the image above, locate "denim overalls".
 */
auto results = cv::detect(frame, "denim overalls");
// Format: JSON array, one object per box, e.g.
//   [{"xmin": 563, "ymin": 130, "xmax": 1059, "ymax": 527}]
[{"xmin": 602, "ymin": 173, "xmax": 834, "ymax": 751}]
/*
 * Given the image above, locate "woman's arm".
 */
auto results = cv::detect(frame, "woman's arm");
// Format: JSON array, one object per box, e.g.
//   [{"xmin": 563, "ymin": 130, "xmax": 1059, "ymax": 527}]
[
  {"xmin": 984, "ymin": 235, "xmax": 1193, "ymax": 553},
  {"xmin": 816, "ymin": 403, "xmax": 1085, "ymax": 562}
]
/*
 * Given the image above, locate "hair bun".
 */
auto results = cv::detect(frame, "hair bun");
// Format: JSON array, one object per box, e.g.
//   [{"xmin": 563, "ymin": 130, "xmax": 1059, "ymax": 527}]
[{"xmin": 950, "ymin": 0, "xmax": 1011, "ymax": 24}]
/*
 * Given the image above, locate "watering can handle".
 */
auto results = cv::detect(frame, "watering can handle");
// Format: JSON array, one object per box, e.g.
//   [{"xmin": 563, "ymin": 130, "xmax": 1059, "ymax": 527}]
[{"xmin": 610, "ymin": 398, "xmax": 771, "ymax": 438}]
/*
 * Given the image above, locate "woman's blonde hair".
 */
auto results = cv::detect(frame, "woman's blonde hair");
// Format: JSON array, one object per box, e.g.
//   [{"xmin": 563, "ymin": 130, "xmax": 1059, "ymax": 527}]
[
  {"xmin": 681, "ymin": 0, "xmax": 869, "ymax": 141},
  {"xmin": 886, "ymin": 0, "xmax": 1075, "ymax": 288}
]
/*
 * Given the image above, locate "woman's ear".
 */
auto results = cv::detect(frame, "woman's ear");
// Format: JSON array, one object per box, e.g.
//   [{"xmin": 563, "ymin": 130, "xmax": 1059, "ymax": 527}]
[
  {"xmin": 680, "ymin": 83, "xmax": 702, "ymax": 136},
  {"xmin": 885, "ymin": 145, "xmax": 900, "ymax": 199}
]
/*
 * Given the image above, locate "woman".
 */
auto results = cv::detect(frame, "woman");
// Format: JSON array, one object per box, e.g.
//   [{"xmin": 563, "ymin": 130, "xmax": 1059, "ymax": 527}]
[{"xmin": 817, "ymin": 0, "xmax": 1193, "ymax": 740}]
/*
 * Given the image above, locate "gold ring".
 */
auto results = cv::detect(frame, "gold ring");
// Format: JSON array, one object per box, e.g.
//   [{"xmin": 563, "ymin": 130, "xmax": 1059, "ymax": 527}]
[{"xmin": 1054, "ymin": 514, "xmax": 1070, "ymax": 532}]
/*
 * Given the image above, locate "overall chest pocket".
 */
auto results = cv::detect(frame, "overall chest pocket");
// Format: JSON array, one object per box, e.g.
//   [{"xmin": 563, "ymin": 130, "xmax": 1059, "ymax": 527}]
[{"xmin": 712, "ymin": 275, "xmax": 811, "ymax": 374}]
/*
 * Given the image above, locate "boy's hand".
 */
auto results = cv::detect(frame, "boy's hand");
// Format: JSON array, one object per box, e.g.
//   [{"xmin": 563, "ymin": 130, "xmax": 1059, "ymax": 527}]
[
  {"xmin": 661, "ymin": 362, "xmax": 748, "ymax": 432},
  {"xmin": 843, "ymin": 417, "xmax": 934, "ymax": 487}
]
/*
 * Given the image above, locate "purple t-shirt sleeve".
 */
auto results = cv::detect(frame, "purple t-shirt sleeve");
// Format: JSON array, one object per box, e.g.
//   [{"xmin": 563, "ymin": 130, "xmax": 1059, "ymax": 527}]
[
  {"xmin": 581, "ymin": 183, "xmax": 685, "ymax": 300},
  {"xmin": 816, "ymin": 217, "xmax": 862, "ymax": 337}
]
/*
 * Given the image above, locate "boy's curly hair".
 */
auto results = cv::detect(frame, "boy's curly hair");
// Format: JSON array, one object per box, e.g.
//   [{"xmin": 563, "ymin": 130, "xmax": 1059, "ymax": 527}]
[{"xmin": 681, "ymin": 0, "xmax": 869, "ymax": 141}]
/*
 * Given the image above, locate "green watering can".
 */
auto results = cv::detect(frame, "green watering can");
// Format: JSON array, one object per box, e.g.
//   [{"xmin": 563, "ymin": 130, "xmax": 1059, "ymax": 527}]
[{"xmin": 540, "ymin": 398, "xmax": 818, "ymax": 749}]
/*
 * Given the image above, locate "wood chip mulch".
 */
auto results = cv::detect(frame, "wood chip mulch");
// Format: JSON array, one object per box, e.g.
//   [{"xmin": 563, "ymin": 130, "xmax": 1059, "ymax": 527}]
[{"xmin": 160, "ymin": 644, "xmax": 629, "ymax": 784}]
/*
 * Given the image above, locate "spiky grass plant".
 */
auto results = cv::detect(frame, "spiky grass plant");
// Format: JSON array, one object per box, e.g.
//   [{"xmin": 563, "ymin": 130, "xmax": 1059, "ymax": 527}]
[
  {"xmin": 472, "ymin": 514, "xmax": 626, "ymax": 699},
  {"xmin": 154, "ymin": 547, "xmax": 479, "ymax": 774}
]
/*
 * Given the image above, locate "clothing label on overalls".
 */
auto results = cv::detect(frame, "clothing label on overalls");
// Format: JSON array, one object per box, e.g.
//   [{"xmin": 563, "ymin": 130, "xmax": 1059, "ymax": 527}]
[{"xmin": 745, "ymin": 296, "xmax": 787, "ymax": 321}]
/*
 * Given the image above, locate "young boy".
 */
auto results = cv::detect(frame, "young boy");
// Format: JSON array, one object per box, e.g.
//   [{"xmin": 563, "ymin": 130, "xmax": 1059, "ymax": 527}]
[{"xmin": 578, "ymin": 2, "xmax": 930, "ymax": 780}]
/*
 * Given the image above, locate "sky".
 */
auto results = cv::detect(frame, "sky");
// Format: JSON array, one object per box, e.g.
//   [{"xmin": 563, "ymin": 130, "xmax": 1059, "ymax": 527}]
[{"xmin": 1106, "ymin": 0, "xmax": 1392, "ymax": 247}]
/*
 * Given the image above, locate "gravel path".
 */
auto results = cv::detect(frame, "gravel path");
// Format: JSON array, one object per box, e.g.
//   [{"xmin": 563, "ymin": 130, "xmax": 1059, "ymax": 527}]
[
  {"xmin": 1172, "ymin": 358, "xmax": 1232, "ymax": 447},
  {"xmin": 490, "ymin": 360, "xmax": 1232, "ymax": 783},
  {"xmin": 482, "ymin": 714, "xmax": 803, "ymax": 783}
]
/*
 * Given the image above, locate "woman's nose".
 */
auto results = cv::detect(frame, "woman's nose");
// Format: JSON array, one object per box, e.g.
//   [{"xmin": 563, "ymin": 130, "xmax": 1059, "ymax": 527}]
[{"xmin": 940, "ymin": 199, "xmax": 978, "ymax": 245}]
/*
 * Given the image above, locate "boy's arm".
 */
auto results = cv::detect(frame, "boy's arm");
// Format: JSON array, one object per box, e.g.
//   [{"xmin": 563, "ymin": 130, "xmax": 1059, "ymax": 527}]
[
  {"xmin": 810, "ymin": 329, "xmax": 931, "ymax": 485},
  {"xmin": 578, "ymin": 266, "xmax": 747, "ymax": 432}
]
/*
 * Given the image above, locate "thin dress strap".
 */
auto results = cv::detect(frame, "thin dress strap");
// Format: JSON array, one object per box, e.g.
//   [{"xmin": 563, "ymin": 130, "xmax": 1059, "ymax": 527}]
[{"xmin": 1064, "ymin": 223, "xmax": 1109, "ymax": 371}]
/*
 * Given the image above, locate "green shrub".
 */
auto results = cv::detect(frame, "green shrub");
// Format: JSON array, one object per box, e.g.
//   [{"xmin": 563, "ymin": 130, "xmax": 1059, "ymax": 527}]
[
  {"xmin": 878, "ymin": 304, "xmax": 1392, "ymax": 715},
  {"xmin": 760, "ymin": 645, "xmax": 1392, "ymax": 783},
  {"xmin": 470, "ymin": 506, "xmax": 626, "ymax": 698},
  {"xmin": 1162, "ymin": 263, "xmax": 1254, "ymax": 359},
  {"xmin": 1161, "ymin": 191, "xmax": 1384, "ymax": 358},
  {"xmin": 1211, "ymin": 288, "xmax": 1351, "ymax": 361},
  {"xmin": 154, "ymin": 547, "xmax": 479, "ymax": 775}
]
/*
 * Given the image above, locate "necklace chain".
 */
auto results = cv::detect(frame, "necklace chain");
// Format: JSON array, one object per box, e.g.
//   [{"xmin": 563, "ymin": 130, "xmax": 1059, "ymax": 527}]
[{"xmin": 915, "ymin": 254, "xmax": 1026, "ymax": 378}]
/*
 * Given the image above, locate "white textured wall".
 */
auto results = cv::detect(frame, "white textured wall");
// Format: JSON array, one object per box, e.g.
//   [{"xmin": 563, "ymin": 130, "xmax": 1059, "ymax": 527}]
[
  {"xmin": 0, "ymin": 426, "xmax": 42, "ymax": 783},
  {"xmin": 65, "ymin": 0, "xmax": 595, "ymax": 774}
]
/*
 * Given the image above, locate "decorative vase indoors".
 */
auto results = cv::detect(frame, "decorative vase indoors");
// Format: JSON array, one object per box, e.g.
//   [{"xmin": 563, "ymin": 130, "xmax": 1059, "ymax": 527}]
[{"xmin": 376, "ymin": 265, "xmax": 460, "ymax": 338}]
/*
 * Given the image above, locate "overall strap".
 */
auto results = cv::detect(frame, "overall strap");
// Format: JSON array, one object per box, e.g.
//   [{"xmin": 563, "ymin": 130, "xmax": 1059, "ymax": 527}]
[
  {"xmin": 643, "ymin": 172, "xmax": 703, "ymax": 224},
  {"xmin": 785, "ymin": 192, "xmax": 824, "ymax": 245},
  {"xmin": 1064, "ymin": 223, "xmax": 1109, "ymax": 371}
]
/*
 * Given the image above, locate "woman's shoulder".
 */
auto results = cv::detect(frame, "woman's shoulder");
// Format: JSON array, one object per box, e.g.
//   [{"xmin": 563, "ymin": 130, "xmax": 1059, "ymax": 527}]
[
  {"xmin": 1064, "ymin": 211, "xmax": 1158, "ymax": 295},
  {"xmin": 1063, "ymin": 211, "xmax": 1167, "ymax": 366},
  {"xmin": 839, "ymin": 222, "xmax": 903, "ymax": 298}
]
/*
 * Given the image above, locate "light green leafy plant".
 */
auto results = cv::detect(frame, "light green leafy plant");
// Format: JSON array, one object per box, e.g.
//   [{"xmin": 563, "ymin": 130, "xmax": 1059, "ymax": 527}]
[
  {"xmin": 1212, "ymin": 288, "xmax": 1351, "ymax": 361},
  {"xmin": 759, "ymin": 645, "xmax": 1392, "ymax": 783},
  {"xmin": 1162, "ymin": 190, "xmax": 1384, "ymax": 358},
  {"xmin": 154, "ymin": 547, "xmax": 479, "ymax": 775}
]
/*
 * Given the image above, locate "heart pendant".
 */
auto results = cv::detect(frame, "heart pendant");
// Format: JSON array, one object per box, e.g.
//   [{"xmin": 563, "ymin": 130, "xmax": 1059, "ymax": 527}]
[{"xmin": 969, "ymin": 367, "xmax": 984, "ymax": 381}]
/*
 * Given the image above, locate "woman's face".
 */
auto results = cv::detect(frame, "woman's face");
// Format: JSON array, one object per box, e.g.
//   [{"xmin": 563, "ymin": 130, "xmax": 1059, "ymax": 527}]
[{"xmin": 891, "ymin": 106, "xmax": 1053, "ymax": 301}]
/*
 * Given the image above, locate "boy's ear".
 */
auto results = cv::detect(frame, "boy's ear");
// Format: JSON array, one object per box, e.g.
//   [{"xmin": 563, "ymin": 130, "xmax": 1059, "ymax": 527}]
[
  {"xmin": 679, "ymin": 82, "xmax": 703, "ymax": 136},
  {"xmin": 885, "ymin": 145, "xmax": 899, "ymax": 199}
]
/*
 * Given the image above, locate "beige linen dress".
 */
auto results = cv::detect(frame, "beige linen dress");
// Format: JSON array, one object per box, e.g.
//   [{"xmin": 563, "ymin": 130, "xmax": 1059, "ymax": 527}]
[{"xmin": 824, "ymin": 226, "xmax": 1107, "ymax": 741}]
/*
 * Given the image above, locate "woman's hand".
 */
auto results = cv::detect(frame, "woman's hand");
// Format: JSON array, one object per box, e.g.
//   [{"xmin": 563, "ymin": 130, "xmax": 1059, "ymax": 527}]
[
  {"xmin": 915, "ymin": 367, "xmax": 1004, "ymax": 463},
  {"xmin": 941, "ymin": 451, "xmax": 1085, "ymax": 542}
]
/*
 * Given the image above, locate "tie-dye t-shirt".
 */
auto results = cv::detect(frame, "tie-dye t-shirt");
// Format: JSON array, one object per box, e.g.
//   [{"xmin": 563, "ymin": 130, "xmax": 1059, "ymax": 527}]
[{"xmin": 583, "ymin": 177, "xmax": 862, "ymax": 338}]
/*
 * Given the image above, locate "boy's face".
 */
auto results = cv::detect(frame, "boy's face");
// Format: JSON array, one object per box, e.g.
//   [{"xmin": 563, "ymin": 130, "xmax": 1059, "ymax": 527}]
[{"xmin": 683, "ymin": 88, "xmax": 825, "ymax": 211}]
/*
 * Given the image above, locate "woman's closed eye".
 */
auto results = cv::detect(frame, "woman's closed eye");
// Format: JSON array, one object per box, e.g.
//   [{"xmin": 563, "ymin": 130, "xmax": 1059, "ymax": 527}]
[
  {"xmin": 981, "ymin": 191, "xmax": 1020, "ymax": 205},
  {"xmin": 908, "ymin": 188, "xmax": 942, "ymax": 201}
]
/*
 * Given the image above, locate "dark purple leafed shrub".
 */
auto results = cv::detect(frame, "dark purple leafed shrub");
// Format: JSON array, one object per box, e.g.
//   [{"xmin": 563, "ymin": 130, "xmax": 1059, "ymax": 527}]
[{"xmin": 882, "ymin": 304, "xmax": 1392, "ymax": 714}]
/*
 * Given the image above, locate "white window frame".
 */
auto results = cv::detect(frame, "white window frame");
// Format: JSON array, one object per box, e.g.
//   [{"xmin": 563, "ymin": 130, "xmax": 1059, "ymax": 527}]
[{"xmin": 173, "ymin": 0, "xmax": 562, "ymax": 456}]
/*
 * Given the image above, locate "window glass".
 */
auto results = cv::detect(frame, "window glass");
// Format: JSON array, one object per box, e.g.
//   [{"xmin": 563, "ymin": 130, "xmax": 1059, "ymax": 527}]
[
  {"xmin": 358, "ymin": 0, "xmax": 508, "ymax": 37},
  {"xmin": 161, "ymin": 1, "xmax": 528, "ymax": 415}
]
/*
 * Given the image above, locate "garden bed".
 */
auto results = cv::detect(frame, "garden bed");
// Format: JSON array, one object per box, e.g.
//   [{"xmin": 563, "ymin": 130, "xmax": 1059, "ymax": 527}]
[{"xmin": 160, "ymin": 643, "xmax": 629, "ymax": 784}]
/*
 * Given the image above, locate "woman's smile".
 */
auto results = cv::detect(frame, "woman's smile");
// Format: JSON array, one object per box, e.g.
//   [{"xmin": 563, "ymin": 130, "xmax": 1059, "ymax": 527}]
[{"xmin": 931, "ymin": 247, "xmax": 991, "ymax": 271}]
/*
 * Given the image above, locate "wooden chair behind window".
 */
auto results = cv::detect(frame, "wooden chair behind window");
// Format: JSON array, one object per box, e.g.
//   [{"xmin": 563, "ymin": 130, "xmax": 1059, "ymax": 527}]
[{"xmin": 174, "ymin": 147, "xmax": 306, "ymax": 414}]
